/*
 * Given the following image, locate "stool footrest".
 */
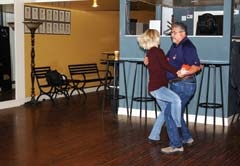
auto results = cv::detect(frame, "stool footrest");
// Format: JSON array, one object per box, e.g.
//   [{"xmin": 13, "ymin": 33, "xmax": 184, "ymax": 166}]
[
  {"xmin": 105, "ymin": 94, "xmax": 126, "ymax": 100},
  {"xmin": 133, "ymin": 97, "xmax": 155, "ymax": 102},
  {"xmin": 111, "ymin": 95, "xmax": 126, "ymax": 100},
  {"xmin": 198, "ymin": 102, "xmax": 223, "ymax": 108},
  {"xmin": 109, "ymin": 85, "xmax": 119, "ymax": 89}
]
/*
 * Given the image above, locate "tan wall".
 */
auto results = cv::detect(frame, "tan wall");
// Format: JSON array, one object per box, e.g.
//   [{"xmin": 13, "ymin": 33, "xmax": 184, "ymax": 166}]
[{"xmin": 24, "ymin": 10, "xmax": 119, "ymax": 96}]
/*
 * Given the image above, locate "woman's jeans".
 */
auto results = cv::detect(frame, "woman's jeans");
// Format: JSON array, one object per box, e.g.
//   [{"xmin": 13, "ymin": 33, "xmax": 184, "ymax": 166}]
[
  {"xmin": 148, "ymin": 87, "xmax": 181, "ymax": 141},
  {"xmin": 165, "ymin": 78, "xmax": 196, "ymax": 147}
]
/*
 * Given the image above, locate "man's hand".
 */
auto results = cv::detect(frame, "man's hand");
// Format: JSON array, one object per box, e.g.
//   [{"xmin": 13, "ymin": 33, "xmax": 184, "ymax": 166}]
[
  {"xmin": 177, "ymin": 70, "xmax": 190, "ymax": 78},
  {"xmin": 144, "ymin": 56, "xmax": 149, "ymax": 66}
]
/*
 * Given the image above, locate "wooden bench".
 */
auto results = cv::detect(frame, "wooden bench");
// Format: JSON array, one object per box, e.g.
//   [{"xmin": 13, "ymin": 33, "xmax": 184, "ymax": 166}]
[
  {"xmin": 34, "ymin": 66, "xmax": 69, "ymax": 102},
  {"xmin": 68, "ymin": 63, "xmax": 113, "ymax": 97}
]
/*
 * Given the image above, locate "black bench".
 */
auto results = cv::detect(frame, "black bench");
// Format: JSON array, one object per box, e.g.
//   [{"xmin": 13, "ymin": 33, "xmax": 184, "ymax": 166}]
[
  {"xmin": 68, "ymin": 63, "xmax": 113, "ymax": 97},
  {"xmin": 34, "ymin": 66, "xmax": 69, "ymax": 102}
]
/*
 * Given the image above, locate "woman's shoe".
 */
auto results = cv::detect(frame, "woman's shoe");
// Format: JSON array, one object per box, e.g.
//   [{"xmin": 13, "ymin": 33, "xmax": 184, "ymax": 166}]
[
  {"xmin": 148, "ymin": 139, "xmax": 161, "ymax": 145},
  {"xmin": 183, "ymin": 138, "xmax": 194, "ymax": 146}
]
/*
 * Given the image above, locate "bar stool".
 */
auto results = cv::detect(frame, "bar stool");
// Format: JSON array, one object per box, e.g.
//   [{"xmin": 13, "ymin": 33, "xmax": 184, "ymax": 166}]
[
  {"xmin": 102, "ymin": 59, "xmax": 129, "ymax": 117},
  {"xmin": 129, "ymin": 60, "xmax": 157, "ymax": 119},
  {"xmin": 194, "ymin": 61, "xmax": 229, "ymax": 126}
]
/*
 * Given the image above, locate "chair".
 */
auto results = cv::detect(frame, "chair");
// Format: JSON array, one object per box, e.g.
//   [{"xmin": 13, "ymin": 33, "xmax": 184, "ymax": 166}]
[
  {"xmin": 34, "ymin": 66, "xmax": 54, "ymax": 102},
  {"xmin": 34, "ymin": 66, "xmax": 69, "ymax": 102}
]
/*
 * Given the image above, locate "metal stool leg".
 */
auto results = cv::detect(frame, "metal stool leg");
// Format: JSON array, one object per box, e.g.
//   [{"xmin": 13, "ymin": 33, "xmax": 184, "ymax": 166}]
[
  {"xmin": 122, "ymin": 62, "xmax": 129, "ymax": 117},
  {"xmin": 139, "ymin": 63, "xmax": 143, "ymax": 118},
  {"xmin": 213, "ymin": 65, "xmax": 216, "ymax": 127},
  {"xmin": 130, "ymin": 63, "xmax": 138, "ymax": 118},
  {"xmin": 195, "ymin": 66, "xmax": 205, "ymax": 125},
  {"xmin": 154, "ymin": 100, "xmax": 158, "ymax": 119},
  {"xmin": 219, "ymin": 66, "xmax": 225, "ymax": 126},
  {"xmin": 204, "ymin": 66, "xmax": 211, "ymax": 125}
]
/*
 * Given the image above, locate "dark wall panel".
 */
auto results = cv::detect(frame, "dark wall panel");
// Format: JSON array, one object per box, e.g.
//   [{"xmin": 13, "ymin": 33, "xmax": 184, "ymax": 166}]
[{"xmin": 0, "ymin": 26, "xmax": 12, "ymax": 91}]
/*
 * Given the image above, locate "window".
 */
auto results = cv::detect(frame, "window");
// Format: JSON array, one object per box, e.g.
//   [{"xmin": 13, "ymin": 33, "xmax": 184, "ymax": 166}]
[{"xmin": 125, "ymin": 0, "xmax": 155, "ymax": 35}]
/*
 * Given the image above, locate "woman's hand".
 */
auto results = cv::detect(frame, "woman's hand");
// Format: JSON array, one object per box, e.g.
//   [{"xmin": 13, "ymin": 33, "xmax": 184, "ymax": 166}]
[{"xmin": 144, "ymin": 56, "xmax": 149, "ymax": 66}]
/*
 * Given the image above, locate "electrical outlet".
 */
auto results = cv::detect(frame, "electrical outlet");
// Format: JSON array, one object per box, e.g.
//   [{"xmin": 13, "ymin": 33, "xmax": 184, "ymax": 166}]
[{"xmin": 187, "ymin": 14, "xmax": 193, "ymax": 19}]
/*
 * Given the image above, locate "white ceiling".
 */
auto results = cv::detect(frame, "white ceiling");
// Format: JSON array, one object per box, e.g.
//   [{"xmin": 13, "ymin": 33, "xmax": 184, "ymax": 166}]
[
  {"xmin": 29, "ymin": 0, "xmax": 240, "ymax": 11},
  {"xmin": 1, "ymin": 0, "xmax": 240, "ymax": 13}
]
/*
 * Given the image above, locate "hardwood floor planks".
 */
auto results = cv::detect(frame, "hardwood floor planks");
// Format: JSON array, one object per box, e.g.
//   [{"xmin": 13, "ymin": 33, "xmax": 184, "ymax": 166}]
[{"xmin": 0, "ymin": 92, "xmax": 239, "ymax": 165}]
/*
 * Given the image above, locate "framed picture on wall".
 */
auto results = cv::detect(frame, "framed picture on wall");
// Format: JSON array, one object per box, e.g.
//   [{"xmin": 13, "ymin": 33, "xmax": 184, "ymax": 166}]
[
  {"xmin": 46, "ymin": 22, "xmax": 53, "ymax": 34},
  {"xmin": 65, "ymin": 23, "xmax": 71, "ymax": 34},
  {"xmin": 39, "ymin": 22, "xmax": 46, "ymax": 34},
  {"xmin": 24, "ymin": 6, "xmax": 31, "ymax": 20},
  {"xmin": 46, "ymin": 9, "xmax": 53, "ymax": 21},
  {"xmin": 39, "ymin": 8, "xmax": 46, "ymax": 21},
  {"xmin": 53, "ymin": 10, "xmax": 59, "ymax": 22},
  {"xmin": 65, "ymin": 11, "xmax": 71, "ymax": 22},
  {"xmin": 32, "ymin": 7, "xmax": 39, "ymax": 20},
  {"xmin": 24, "ymin": 25, "xmax": 30, "ymax": 33},
  {"xmin": 59, "ymin": 23, "xmax": 65, "ymax": 34},
  {"xmin": 59, "ymin": 10, "xmax": 65, "ymax": 22},
  {"xmin": 53, "ymin": 23, "xmax": 59, "ymax": 34},
  {"xmin": 35, "ymin": 28, "xmax": 39, "ymax": 34}
]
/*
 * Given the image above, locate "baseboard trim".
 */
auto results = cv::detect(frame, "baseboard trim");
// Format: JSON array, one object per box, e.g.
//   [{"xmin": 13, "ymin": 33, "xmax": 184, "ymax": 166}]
[{"xmin": 118, "ymin": 107, "xmax": 233, "ymax": 126}]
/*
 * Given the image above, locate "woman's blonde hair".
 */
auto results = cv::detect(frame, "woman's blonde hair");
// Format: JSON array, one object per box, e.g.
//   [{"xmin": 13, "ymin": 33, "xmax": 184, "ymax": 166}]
[{"xmin": 137, "ymin": 29, "xmax": 160, "ymax": 50}]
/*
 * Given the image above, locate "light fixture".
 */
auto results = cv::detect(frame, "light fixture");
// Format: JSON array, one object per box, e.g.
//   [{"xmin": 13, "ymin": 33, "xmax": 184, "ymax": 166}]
[
  {"xmin": 92, "ymin": 0, "xmax": 98, "ymax": 8},
  {"xmin": 23, "ymin": 21, "xmax": 43, "ymax": 104}
]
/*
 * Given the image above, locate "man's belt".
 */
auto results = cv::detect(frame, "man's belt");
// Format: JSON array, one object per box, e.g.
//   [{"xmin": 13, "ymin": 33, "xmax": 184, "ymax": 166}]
[{"xmin": 169, "ymin": 75, "xmax": 195, "ymax": 83}]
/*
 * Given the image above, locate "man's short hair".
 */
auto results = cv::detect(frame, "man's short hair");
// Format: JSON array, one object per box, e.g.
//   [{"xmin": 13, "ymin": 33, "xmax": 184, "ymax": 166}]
[{"xmin": 173, "ymin": 22, "xmax": 188, "ymax": 35}]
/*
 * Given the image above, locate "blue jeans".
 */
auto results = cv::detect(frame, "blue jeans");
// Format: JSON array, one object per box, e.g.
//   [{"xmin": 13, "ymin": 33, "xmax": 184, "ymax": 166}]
[
  {"xmin": 148, "ymin": 87, "xmax": 181, "ymax": 141},
  {"xmin": 165, "ymin": 78, "xmax": 196, "ymax": 147}
]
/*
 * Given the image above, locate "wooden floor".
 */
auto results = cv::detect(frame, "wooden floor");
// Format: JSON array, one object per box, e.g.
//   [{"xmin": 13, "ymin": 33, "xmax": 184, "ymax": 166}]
[{"xmin": 0, "ymin": 92, "xmax": 240, "ymax": 166}]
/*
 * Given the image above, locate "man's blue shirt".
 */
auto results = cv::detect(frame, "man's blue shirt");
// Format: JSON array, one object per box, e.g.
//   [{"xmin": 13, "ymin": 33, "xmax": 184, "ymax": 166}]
[{"xmin": 166, "ymin": 37, "xmax": 200, "ymax": 80}]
